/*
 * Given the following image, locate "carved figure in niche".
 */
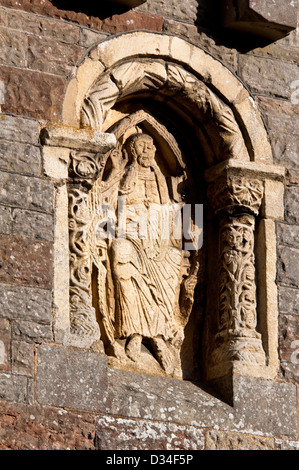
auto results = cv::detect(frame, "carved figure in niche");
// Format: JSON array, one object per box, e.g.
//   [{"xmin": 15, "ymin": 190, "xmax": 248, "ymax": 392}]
[{"xmin": 89, "ymin": 130, "xmax": 199, "ymax": 377}]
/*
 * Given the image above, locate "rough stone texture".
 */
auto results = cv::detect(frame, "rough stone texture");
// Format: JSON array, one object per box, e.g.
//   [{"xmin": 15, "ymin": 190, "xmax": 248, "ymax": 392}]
[
  {"xmin": 0, "ymin": 318, "xmax": 10, "ymax": 371},
  {"xmin": 105, "ymin": 369, "xmax": 298, "ymax": 439},
  {"xmin": 0, "ymin": 235, "xmax": 53, "ymax": 288},
  {"xmin": 0, "ymin": 140, "xmax": 41, "ymax": 176},
  {"xmin": 0, "ymin": 401, "xmax": 96, "ymax": 450},
  {"xmin": 0, "ymin": 113, "xmax": 40, "ymax": 144},
  {"xmin": 96, "ymin": 416, "xmax": 205, "ymax": 450},
  {"xmin": 0, "ymin": 171, "xmax": 53, "ymax": 213},
  {"xmin": 279, "ymin": 315, "xmax": 299, "ymax": 362},
  {"xmin": 239, "ymin": 54, "xmax": 299, "ymax": 99},
  {"xmin": 277, "ymin": 223, "xmax": 299, "ymax": 248},
  {"xmin": 0, "ymin": 27, "xmax": 27, "ymax": 67},
  {"xmin": 36, "ymin": 344, "xmax": 108, "ymax": 412},
  {"xmin": 27, "ymin": 35, "xmax": 85, "ymax": 77},
  {"xmin": 205, "ymin": 430, "xmax": 276, "ymax": 450},
  {"xmin": 256, "ymin": 97, "xmax": 299, "ymax": 137},
  {"xmin": 139, "ymin": 0, "xmax": 207, "ymax": 24},
  {"xmin": 285, "ymin": 186, "xmax": 299, "ymax": 224},
  {"xmin": 278, "ymin": 286, "xmax": 299, "ymax": 316},
  {"xmin": 277, "ymin": 245, "xmax": 299, "ymax": 287},
  {"xmin": 0, "ymin": 284, "xmax": 52, "ymax": 323},
  {"xmin": 101, "ymin": 10, "xmax": 164, "ymax": 34},
  {"xmin": 0, "ymin": 373, "xmax": 31, "ymax": 404},
  {"xmin": 0, "ymin": 206, "xmax": 53, "ymax": 241},
  {"xmin": 0, "ymin": 67, "xmax": 66, "ymax": 121},
  {"xmin": 11, "ymin": 341, "xmax": 35, "ymax": 376}
]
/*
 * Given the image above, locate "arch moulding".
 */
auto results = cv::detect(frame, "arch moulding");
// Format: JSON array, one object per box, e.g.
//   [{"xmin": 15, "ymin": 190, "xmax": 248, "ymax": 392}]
[{"xmin": 41, "ymin": 32, "xmax": 285, "ymax": 393}]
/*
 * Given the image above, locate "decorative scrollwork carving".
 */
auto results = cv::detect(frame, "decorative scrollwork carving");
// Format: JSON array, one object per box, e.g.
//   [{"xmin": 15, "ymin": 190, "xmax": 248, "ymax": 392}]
[{"xmin": 208, "ymin": 175, "xmax": 264, "ymax": 215}]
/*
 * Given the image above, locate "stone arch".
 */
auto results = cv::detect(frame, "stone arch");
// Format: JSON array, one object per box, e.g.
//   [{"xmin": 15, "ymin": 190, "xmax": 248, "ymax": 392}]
[
  {"xmin": 44, "ymin": 32, "xmax": 285, "ymax": 390},
  {"xmin": 62, "ymin": 32, "xmax": 273, "ymax": 165}
]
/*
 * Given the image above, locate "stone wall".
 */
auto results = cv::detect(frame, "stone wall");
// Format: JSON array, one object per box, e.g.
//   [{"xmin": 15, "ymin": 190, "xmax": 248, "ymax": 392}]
[{"xmin": 0, "ymin": 0, "xmax": 298, "ymax": 451}]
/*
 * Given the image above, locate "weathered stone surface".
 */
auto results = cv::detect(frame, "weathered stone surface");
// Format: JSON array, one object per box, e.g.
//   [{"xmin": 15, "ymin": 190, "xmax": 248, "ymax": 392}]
[
  {"xmin": 36, "ymin": 344, "xmax": 108, "ymax": 412},
  {"xmin": 95, "ymin": 416, "xmax": 205, "ymax": 450},
  {"xmin": 0, "ymin": 114, "xmax": 40, "ymax": 144},
  {"xmin": 0, "ymin": 171, "xmax": 53, "ymax": 213},
  {"xmin": 106, "ymin": 369, "xmax": 298, "ymax": 438},
  {"xmin": 0, "ymin": 318, "xmax": 10, "ymax": 371},
  {"xmin": 0, "ymin": 235, "xmax": 53, "ymax": 288},
  {"xmin": 0, "ymin": 27, "xmax": 27, "ymax": 67},
  {"xmin": 0, "ymin": 373, "xmax": 29, "ymax": 403},
  {"xmin": 278, "ymin": 286, "xmax": 299, "ymax": 315},
  {"xmin": 280, "ymin": 362, "xmax": 299, "ymax": 383},
  {"xmin": 0, "ymin": 284, "xmax": 52, "ymax": 323},
  {"xmin": 279, "ymin": 315, "xmax": 299, "ymax": 362},
  {"xmin": 277, "ymin": 223, "xmax": 299, "ymax": 248},
  {"xmin": 0, "ymin": 206, "xmax": 53, "ymax": 241},
  {"xmin": 27, "ymin": 35, "xmax": 84, "ymax": 76},
  {"xmin": 239, "ymin": 54, "xmax": 299, "ymax": 99},
  {"xmin": 12, "ymin": 320, "xmax": 52, "ymax": 342},
  {"xmin": 101, "ymin": 10, "xmax": 164, "ymax": 34},
  {"xmin": 205, "ymin": 430, "xmax": 275, "ymax": 450},
  {"xmin": 0, "ymin": 6, "xmax": 80, "ymax": 43},
  {"xmin": 269, "ymin": 133, "xmax": 299, "ymax": 170},
  {"xmin": 256, "ymin": 97, "xmax": 299, "ymax": 136},
  {"xmin": 79, "ymin": 28, "xmax": 107, "ymax": 48},
  {"xmin": 276, "ymin": 439, "xmax": 299, "ymax": 450},
  {"xmin": 285, "ymin": 186, "xmax": 299, "ymax": 224},
  {"xmin": 163, "ymin": 19, "xmax": 238, "ymax": 71},
  {"xmin": 0, "ymin": 67, "xmax": 66, "ymax": 121},
  {"xmin": 0, "ymin": 140, "xmax": 41, "ymax": 176},
  {"xmin": 0, "ymin": 401, "xmax": 96, "ymax": 450},
  {"xmin": 277, "ymin": 245, "xmax": 299, "ymax": 287},
  {"xmin": 11, "ymin": 341, "xmax": 35, "ymax": 376},
  {"xmin": 138, "ymin": 0, "xmax": 206, "ymax": 24}
]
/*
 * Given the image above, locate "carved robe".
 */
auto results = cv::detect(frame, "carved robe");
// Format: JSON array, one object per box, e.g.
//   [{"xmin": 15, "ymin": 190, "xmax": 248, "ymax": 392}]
[{"xmin": 100, "ymin": 158, "xmax": 183, "ymax": 343}]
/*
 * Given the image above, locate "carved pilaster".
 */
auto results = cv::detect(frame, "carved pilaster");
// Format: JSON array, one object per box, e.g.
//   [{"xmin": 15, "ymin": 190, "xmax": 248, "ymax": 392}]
[
  {"xmin": 207, "ymin": 172, "xmax": 266, "ymax": 376},
  {"xmin": 68, "ymin": 150, "xmax": 108, "ymax": 343}
]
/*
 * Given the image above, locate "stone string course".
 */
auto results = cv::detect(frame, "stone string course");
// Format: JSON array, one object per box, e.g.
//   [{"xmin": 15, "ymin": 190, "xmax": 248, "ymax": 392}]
[{"xmin": 0, "ymin": 0, "xmax": 298, "ymax": 450}]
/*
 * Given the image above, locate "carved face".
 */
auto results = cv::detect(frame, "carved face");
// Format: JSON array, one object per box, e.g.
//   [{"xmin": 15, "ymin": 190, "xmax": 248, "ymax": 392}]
[{"xmin": 132, "ymin": 135, "xmax": 156, "ymax": 167}]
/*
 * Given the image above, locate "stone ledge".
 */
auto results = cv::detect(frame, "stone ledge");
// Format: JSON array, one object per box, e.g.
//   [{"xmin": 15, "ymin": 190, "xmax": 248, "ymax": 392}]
[
  {"xmin": 222, "ymin": 0, "xmax": 298, "ymax": 40},
  {"xmin": 105, "ymin": 367, "xmax": 298, "ymax": 439}
]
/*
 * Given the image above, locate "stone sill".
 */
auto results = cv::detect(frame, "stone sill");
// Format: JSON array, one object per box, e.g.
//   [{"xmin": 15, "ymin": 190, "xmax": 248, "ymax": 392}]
[{"xmin": 36, "ymin": 343, "xmax": 298, "ymax": 441}]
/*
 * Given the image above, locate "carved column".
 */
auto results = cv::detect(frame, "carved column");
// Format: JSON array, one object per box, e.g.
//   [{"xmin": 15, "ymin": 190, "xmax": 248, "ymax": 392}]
[
  {"xmin": 68, "ymin": 150, "xmax": 107, "ymax": 343},
  {"xmin": 40, "ymin": 125, "xmax": 116, "ymax": 348},
  {"xmin": 206, "ymin": 172, "xmax": 266, "ymax": 379}
]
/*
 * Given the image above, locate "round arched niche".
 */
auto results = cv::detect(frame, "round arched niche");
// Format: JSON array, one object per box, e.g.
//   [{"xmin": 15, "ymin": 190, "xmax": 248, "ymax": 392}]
[{"xmin": 45, "ymin": 32, "xmax": 285, "ymax": 386}]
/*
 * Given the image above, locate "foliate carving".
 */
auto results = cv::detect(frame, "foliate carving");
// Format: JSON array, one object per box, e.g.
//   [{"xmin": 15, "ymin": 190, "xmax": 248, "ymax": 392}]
[
  {"xmin": 69, "ymin": 150, "xmax": 106, "ymax": 183},
  {"xmin": 211, "ymin": 215, "xmax": 265, "ymax": 366},
  {"xmin": 81, "ymin": 59, "xmax": 250, "ymax": 163},
  {"xmin": 68, "ymin": 187, "xmax": 100, "ymax": 340},
  {"xmin": 208, "ymin": 175, "xmax": 264, "ymax": 215}
]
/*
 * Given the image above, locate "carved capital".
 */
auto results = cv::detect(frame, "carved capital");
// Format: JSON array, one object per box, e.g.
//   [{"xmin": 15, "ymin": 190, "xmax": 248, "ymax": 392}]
[
  {"xmin": 207, "ymin": 174, "xmax": 264, "ymax": 216},
  {"xmin": 69, "ymin": 150, "xmax": 106, "ymax": 184}
]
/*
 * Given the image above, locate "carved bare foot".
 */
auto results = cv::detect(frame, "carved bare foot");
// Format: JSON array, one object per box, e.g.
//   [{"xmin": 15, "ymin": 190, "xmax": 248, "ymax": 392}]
[
  {"xmin": 151, "ymin": 336, "xmax": 175, "ymax": 375},
  {"xmin": 125, "ymin": 334, "xmax": 142, "ymax": 362}
]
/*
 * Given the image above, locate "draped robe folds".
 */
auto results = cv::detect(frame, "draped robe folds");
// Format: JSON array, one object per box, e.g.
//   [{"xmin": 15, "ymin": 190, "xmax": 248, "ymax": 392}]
[{"xmin": 98, "ymin": 160, "xmax": 183, "ymax": 343}]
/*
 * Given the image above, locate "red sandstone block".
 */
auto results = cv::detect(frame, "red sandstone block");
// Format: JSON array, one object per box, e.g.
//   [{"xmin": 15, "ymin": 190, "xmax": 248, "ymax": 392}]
[
  {"xmin": 102, "ymin": 11, "xmax": 164, "ymax": 34},
  {"xmin": 0, "ymin": 66, "xmax": 66, "ymax": 121},
  {"xmin": 0, "ymin": 234, "xmax": 53, "ymax": 288}
]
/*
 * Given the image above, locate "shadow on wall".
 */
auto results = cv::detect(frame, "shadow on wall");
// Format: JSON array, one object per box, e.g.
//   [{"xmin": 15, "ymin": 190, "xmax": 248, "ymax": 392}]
[
  {"xmin": 196, "ymin": 0, "xmax": 276, "ymax": 52},
  {"xmin": 50, "ymin": 0, "xmax": 130, "ymax": 19},
  {"xmin": 50, "ymin": 0, "xmax": 276, "ymax": 51}
]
